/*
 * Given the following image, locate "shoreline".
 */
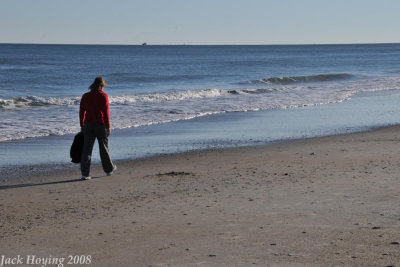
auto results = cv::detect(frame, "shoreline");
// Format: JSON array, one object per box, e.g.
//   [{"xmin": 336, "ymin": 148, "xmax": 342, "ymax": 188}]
[
  {"xmin": 1, "ymin": 125, "xmax": 400, "ymax": 265},
  {"xmin": 0, "ymin": 123, "xmax": 396, "ymax": 184}
]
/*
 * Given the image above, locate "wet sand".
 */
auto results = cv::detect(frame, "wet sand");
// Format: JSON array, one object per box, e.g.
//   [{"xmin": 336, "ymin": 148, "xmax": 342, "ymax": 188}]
[{"xmin": 1, "ymin": 126, "xmax": 400, "ymax": 266}]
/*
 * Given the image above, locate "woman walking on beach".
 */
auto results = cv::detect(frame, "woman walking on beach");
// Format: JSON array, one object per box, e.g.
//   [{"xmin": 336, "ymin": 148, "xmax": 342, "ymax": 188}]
[{"xmin": 79, "ymin": 76, "xmax": 116, "ymax": 180}]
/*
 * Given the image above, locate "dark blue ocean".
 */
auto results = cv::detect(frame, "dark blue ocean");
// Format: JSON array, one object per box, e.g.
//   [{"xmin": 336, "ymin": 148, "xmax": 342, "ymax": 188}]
[{"xmin": 1, "ymin": 44, "xmax": 400, "ymax": 171}]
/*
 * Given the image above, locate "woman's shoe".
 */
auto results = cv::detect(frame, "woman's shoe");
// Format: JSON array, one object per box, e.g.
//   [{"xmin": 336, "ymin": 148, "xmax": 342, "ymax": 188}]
[{"xmin": 107, "ymin": 165, "xmax": 117, "ymax": 176}]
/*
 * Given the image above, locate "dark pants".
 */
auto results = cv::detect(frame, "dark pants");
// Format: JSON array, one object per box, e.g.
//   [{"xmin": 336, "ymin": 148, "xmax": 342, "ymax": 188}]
[{"xmin": 80, "ymin": 123, "xmax": 114, "ymax": 176}]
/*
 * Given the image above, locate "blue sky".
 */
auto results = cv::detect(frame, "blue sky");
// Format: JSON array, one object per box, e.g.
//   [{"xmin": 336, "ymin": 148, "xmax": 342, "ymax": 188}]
[{"xmin": 1, "ymin": 0, "xmax": 399, "ymax": 45}]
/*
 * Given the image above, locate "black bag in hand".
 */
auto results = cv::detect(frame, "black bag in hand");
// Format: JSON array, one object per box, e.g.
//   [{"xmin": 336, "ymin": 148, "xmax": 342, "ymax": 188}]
[{"xmin": 70, "ymin": 132, "xmax": 84, "ymax": 163}]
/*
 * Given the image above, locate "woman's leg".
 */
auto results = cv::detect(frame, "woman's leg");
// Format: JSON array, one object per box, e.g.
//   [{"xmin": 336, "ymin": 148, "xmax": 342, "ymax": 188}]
[
  {"xmin": 95, "ymin": 124, "xmax": 114, "ymax": 173},
  {"xmin": 80, "ymin": 124, "xmax": 96, "ymax": 177}
]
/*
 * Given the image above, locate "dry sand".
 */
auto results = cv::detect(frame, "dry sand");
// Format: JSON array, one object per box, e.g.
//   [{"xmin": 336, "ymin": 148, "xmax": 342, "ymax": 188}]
[{"xmin": 1, "ymin": 126, "xmax": 400, "ymax": 266}]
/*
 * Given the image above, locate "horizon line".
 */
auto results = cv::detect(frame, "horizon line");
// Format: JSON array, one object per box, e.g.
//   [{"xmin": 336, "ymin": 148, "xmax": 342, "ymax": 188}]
[{"xmin": 1, "ymin": 42, "xmax": 399, "ymax": 46}]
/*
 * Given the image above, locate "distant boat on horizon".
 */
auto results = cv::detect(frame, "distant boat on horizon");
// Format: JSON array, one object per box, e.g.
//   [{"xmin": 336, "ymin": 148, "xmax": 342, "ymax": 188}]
[{"xmin": 142, "ymin": 43, "xmax": 147, "ymax": 46}]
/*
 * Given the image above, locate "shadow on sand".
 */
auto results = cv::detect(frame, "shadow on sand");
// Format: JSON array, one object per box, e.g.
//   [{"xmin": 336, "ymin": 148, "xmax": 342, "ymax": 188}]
[{"xmin": 0, "ymin": 176, "xmax": 105, "ymax": 190}]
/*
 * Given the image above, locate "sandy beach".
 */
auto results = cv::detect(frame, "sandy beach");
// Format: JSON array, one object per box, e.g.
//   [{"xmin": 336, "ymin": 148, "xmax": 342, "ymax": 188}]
[{"xmin": 1, "ymin": 126, "xmax": 400, "ymax": 266}]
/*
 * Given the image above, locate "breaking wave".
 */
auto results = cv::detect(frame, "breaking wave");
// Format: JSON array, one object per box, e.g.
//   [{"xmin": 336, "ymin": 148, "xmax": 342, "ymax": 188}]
[
  {"xmin": 0, "ymin": 89, "xmax": 228, "ymax": 110},
  {"xmin": 0, "ymin": 86, "xmax": 333, "ymax": 110},
  {"xmin": 240, "ymin": 73, "xmax": 353, "ymax": 85},
  {"xmin": 0, "ymin": 96, "xmax": 80, "ymax": 109}
]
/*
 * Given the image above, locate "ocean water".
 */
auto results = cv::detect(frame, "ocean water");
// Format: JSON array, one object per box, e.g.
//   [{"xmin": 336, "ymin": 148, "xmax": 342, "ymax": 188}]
[{"xmin": 1, "ymin": 44, "xmax": 400, "ymax": 169}]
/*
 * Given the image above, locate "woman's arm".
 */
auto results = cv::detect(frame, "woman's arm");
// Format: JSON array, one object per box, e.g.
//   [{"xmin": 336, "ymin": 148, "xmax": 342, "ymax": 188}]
[{"xmin": 79, "ymin": 95, "xmax": 86, "ymax": 128}]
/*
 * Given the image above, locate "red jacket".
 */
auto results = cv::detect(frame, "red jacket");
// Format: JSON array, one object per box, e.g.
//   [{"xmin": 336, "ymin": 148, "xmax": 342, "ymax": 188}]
[{"xmin": 79, "ymin": 90, "xmax": 110, "ymax": 128}]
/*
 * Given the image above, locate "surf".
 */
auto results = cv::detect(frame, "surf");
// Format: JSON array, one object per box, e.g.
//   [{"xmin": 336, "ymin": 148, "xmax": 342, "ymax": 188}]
[{"xmin": 239, "ymin": 73, "xmax": 353, "ymax": 85}]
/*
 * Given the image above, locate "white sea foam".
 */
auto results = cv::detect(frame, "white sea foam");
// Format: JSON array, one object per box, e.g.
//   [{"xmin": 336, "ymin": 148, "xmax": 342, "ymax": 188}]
[
  {"xmin": 0, "ymin": 89, "xmax": 227, "ymax": 110},
  {"xmin": 1, "ymin": 76, "xmax": 400, "ymax": 142},
  {"xmin": 109, "ymin": 88, "xmax": 227, "ymax": 104},
  {"xmin": 0, "ymin": 96, "xmax": 80, "ymax": 109}
]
